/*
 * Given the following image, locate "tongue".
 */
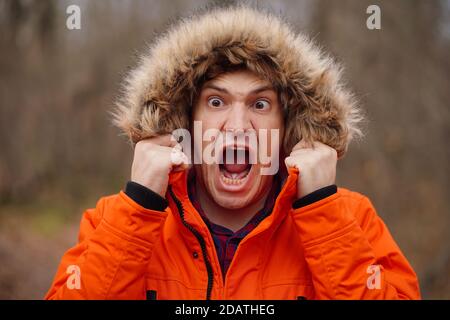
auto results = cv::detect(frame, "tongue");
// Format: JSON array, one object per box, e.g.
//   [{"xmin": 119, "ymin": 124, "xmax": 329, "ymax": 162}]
[{"xmin": 223, "ymin": 163, "xmax": 248, "ymax": 173}]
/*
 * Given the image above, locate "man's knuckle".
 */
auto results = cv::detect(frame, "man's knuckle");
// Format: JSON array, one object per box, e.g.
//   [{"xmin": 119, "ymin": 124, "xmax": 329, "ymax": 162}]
[
  {"xmin": 331, "ymin": 149, "xmax": 337, "ymax": 160},
  {"xmin": 325, "ymin": 146, "xmax": 336, "ymax": 159}
]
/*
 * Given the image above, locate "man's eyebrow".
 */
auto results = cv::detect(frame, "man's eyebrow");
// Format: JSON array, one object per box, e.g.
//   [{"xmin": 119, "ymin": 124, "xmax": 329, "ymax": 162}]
[
  {"xmin": 202, "ymin": 83, "xmax": 274, "ymax": 95},
  {"xmin": 202, "ymin": 84, "xmax": 230, "ymax": 94},
  {"xmin": 250, "ymin": 85, "xmax": 274, "ymax": 94}
]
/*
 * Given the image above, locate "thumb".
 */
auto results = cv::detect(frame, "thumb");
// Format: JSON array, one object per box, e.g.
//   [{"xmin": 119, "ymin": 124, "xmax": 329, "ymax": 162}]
[
  {"xmin": 170, "ymin": 149, "xmax": 191, "ymax": 172},
  {"xmin": 284, "ymin": 155, "xmax": 298, "ymax": 170}
]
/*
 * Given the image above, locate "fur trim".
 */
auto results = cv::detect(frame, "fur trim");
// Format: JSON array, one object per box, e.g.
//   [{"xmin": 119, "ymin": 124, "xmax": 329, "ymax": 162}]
[{"xmin": 113, "ymin": 5, "xmax": 363, "ymax": 157}]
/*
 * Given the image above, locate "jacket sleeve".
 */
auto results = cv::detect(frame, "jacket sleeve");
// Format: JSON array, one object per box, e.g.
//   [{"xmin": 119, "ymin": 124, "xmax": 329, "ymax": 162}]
[
  {"xmin": 291, "ymin": 191, "xmax": 421, "ymax": 300},
  {"xmin": 45, "ymin": 191, "xmax": 167, "ymax": 300}
]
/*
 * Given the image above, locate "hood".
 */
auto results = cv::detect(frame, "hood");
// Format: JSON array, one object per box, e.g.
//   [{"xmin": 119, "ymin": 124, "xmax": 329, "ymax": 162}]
[{"xmin": 113, "ymin": 5, "xmax": 362, "ymax": 157}]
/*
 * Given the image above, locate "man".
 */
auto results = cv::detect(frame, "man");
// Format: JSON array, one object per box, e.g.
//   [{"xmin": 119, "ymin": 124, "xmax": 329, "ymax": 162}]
[{"xmin": 46, "ymin": 6, "xmax": 420, "ymax": 299}]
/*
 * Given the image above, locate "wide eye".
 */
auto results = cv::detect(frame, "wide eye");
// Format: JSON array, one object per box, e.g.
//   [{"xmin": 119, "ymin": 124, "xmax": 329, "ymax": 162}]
[
  {"xmin": 208, "ymin": 97, "xmax": 224, "ymax": 108},
  {"xmin": 253, "ymin": 99, "xmax": 270, "ymax": 111}
]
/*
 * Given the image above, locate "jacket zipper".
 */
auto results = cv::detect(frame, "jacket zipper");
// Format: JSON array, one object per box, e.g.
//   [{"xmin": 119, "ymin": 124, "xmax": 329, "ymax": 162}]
[{"xmin": 168, "ymin": 185, "xmax": 214, "ymax": 300}]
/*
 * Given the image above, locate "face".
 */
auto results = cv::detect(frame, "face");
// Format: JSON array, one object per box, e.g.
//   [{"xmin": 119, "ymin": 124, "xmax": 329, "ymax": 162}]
[{"xmin": 191, "ymin": 69, "xmax": 285, "ymax": 209}]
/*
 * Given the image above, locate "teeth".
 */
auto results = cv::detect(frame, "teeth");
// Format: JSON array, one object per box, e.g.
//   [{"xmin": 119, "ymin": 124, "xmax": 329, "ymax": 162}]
[
  {"xmin": 221, "ymin": 175, "xmax": 244, "ymax": 185},
  {"xmin": 220, "ymin": 167, "xmax": 251, "ymax": 185}
]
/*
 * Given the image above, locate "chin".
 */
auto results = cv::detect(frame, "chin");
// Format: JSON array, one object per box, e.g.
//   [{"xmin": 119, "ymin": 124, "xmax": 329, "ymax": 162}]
[
  {"xmin": 203, "ymin": 164, "xmax": 269, "ymax": 210},
  {"xmin": 210, "ymin": 192, "xmax": 254, "ymax": 210}
]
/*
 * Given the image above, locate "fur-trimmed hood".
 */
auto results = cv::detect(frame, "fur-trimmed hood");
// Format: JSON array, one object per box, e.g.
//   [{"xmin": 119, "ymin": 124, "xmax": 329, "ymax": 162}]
[{"xmin": 113, "ymin": 5, "xmax": 362, "ymax": 157}]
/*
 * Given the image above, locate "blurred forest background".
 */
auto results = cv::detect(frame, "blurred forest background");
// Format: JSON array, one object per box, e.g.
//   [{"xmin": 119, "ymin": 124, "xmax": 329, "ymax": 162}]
[{"xmin": 0, "ymin": 0, "xmax": 449, "ymax": 299}]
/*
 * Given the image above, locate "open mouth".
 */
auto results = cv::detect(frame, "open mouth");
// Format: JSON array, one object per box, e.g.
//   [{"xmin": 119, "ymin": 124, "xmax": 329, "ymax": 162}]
[{"xmin": 218, "ymin": 147, "xmax": 252, "ymax": 185}]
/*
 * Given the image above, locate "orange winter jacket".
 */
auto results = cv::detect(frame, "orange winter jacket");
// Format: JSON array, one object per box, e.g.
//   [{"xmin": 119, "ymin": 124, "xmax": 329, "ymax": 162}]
[{"xmin": 45, "ymin": 168, "xmax": 420, "ymax": 300}]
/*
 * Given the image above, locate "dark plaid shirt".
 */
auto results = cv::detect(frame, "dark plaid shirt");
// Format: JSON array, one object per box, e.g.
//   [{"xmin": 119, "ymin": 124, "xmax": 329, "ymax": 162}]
[{"xmin": 187, "ymin": 170, "xmax": 281, "ymax": 277}]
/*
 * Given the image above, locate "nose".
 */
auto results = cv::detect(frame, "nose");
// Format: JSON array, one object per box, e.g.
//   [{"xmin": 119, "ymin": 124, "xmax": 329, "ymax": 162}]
[{"xmin": 223, "ymin": 103, "xmax": 253, "ymax": 132}]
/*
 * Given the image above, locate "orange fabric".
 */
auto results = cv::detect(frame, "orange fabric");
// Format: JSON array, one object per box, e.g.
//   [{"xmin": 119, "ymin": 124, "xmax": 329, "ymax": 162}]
[{"xmin": 45, "ymin": 168, "xmax": 420, "ymax": 299}]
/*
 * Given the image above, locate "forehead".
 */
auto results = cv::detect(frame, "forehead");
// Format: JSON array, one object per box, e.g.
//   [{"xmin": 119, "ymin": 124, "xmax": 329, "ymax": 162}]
[{"xmin": 201, "ymin": 69, "xmax": 274, "ymax": 95}]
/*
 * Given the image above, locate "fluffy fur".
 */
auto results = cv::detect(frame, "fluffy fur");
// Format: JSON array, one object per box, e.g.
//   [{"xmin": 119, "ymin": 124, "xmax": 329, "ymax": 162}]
[{"xmin": 113, "ymin": 5, "xmax": 363, "ymax": 157}]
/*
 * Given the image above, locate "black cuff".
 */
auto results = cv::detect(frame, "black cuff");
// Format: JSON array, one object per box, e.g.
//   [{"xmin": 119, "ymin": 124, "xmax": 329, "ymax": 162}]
[
  {"xmin": 124, "ymin": 181, "xmax": 168, "ymax": 211},
  {"xmin": 292, "ymin": 185, "xmax": 337, "ymax": 209}
]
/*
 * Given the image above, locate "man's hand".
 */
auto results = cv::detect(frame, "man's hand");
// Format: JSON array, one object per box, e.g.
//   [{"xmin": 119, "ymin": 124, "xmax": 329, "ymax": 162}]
[
  {"xmin": 284, "ymin": 140, "xmax": 337, "ymax": 199},
  {"xmin": 131, "ymin": 134, "xmax": 189, "ymax": 197}
]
